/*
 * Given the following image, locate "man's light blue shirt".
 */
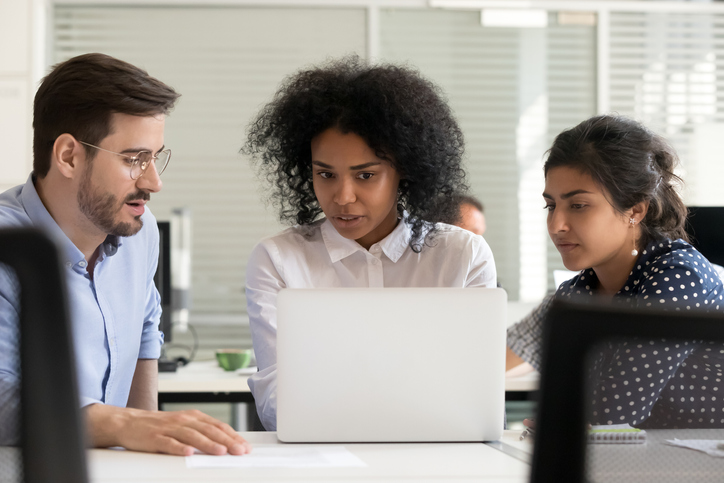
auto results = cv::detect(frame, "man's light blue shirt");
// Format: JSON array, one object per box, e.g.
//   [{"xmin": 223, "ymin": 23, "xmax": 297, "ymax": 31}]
[{"xmin": 0, "ymin": 175, "xmax": 163, "ymax": 412}]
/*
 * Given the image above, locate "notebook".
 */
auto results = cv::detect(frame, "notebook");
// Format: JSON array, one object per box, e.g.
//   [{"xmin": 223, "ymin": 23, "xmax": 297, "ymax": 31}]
[
  {"xmin": 276, "ymin": 287, "xmax": 507, "ymax": 443},
  {"xmin": 588, "ymin": 424, "xmax": 647, "ymax": 444}
]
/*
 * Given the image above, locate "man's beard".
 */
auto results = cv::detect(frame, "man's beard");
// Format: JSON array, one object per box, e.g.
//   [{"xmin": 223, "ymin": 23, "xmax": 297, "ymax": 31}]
[{"xmin": 77, "ymin": 165, "xmax": 149, "ymax": 237}]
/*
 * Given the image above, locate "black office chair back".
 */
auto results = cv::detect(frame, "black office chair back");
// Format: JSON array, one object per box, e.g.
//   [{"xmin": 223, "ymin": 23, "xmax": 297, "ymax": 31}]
[
  {"xmin": 0, "ymin": 229, "xmax": 88, "ymax": 483},
  {"xmin": 531, "ymin": 300, "xmax": 724, "ymax": 483}
]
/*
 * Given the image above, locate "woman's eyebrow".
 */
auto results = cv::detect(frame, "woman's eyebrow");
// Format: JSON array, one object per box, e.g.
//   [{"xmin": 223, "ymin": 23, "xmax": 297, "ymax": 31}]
[
  {"xmin": 312, "ymin": 160, "xmax": 381, "ymax": 170},
  {"xmin": 560, "ymin": 189, "xmax": 594, "ymax": 199},
  {"xmin": 543, "ymin": 189, "xmax": 594, "ymax": 200},
  {"xmin": 349, "ymin": 161, "xmax": 381, "ymax": 170}
]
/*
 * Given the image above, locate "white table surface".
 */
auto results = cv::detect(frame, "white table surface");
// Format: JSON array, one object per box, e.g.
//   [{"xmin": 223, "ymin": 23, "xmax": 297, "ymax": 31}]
[
  {"xmin": 158, "ymin": 360, "xmax": 539, "ymax": 394},
  {"xmin": 158, "ymin": 360, "xmax": 252, "ymax": 393},
  {"xmin": 504, "ymin": 371, "xmax": 539, "ymax": 392},
  {"xmin": 87, "ymin": 430, "xmax": 532, "ymax": 482}
]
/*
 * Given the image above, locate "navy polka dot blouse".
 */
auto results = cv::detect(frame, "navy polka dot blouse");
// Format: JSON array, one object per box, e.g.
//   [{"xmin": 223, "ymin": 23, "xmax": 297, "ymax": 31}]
[{"xmin": 508, "ymin": 239, "xmax": 724, "ymax": 428}]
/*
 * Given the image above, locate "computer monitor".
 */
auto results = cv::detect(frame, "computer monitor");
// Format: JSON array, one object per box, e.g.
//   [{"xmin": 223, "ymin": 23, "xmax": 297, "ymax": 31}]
[
  {"xmin": 155, "ymin": 221, "xmax": 172, "ymax": 344},
  {"xmin": 685, "ymin": 206, "xmax": 724, "ymax": 266}
]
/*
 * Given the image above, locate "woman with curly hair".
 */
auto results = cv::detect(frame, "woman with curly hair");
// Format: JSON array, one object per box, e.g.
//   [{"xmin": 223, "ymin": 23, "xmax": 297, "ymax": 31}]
[{"xmin": 242, "ymin": 57, "xmax": 497, "ymax": 430}]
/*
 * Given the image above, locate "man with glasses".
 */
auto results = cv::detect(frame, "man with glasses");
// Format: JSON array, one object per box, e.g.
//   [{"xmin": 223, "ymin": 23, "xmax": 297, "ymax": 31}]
[{"xmin": 0, "ymin": 53, "xmax": 251, "ymax": 456}]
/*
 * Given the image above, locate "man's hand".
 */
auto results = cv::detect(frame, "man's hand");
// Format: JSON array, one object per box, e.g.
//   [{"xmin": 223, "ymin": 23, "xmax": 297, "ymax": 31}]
[{"xmin": 85, "ymin": 404, "xmax": 252, "ymax": 456}]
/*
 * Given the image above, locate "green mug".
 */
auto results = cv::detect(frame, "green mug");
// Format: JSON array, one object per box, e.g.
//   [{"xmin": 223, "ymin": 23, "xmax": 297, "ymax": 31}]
[{"xmin": 215, "ymin": 349, "xmax": 252, "ymax": 371}]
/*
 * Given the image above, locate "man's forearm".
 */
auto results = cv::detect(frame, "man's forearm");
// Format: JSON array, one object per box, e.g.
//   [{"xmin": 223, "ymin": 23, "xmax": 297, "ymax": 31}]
[
  {"xmin": 127, "ymin": 359, "xmax": 158, "ymax": 411},
  {"xmin": 506, "ymin": 345, "xmax": 525, "ymax": 372}
]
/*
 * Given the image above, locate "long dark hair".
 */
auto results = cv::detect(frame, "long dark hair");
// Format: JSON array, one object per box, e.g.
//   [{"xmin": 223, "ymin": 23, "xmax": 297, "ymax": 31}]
[
  {"xmin": 544, "ymin": 114, "xmax": 688, "ymax": 249},
  {"xmin": 243, "ymin": 56, "xmax": 467, "ymax": 252}
]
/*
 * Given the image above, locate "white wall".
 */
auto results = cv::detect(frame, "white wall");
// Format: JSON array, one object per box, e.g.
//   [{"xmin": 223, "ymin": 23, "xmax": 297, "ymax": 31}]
[{"xmin": 0, "ymin": 0, "xmax": 40, "ymax": 192}]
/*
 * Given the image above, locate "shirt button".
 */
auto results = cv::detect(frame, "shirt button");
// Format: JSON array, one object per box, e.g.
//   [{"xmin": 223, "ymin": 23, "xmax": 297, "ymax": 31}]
[
  {"xmin": 78, "ymin": 261, "xmax": 87, "ymax": 268},
  {"xmin": 371, "ymin": 258, "xmax": 379, "ymax": 265},
  {"xmin": 65, "ymin": 262, "xmax": 72, "ymax": 268}
]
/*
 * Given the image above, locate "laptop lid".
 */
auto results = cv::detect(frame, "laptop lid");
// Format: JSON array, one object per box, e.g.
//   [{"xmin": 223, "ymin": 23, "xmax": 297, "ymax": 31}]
[{"xmin": 277, "ymin": 287, "xmax": 506, "ymax": 443}]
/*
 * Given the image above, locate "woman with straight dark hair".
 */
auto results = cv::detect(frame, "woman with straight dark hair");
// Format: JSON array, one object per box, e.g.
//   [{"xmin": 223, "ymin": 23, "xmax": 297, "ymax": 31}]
[{"xmin": 508, "ymin": 114, "xmax": 724, "ymax": 429}]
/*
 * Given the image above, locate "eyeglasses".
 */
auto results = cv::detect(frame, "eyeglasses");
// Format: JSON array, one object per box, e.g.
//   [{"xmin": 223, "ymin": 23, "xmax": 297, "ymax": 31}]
[{"xmin": 79, "ymin": 141, "xmax": 171, "ymax": 180}]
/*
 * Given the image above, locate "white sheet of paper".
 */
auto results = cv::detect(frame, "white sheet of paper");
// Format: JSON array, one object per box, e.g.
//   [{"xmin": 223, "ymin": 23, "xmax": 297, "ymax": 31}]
[
  {"xmin": 186, "ymin": 445, "xmax": 367, "ymax": 468},
  {"xmin": 665, "ymin": 439, "xmax": 724, "ymax": 458}
]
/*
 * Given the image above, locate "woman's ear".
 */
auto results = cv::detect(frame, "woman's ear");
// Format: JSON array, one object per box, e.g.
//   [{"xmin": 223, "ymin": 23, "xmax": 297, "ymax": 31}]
[
  {"xmin": 630, "ymin": 200, "xmax": 650, "ymax": 224},
  {"xmin": 51, "ymin": 134, "xmax": 83, "ymax": 179}
]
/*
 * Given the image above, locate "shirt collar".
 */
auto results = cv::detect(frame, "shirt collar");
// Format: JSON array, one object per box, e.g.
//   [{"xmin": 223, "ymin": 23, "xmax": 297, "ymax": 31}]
[
  {"xmin": 19, "ymin": 174, "xmax": 122, "ymax": 266},
  {"xmin": 320, "ymin": 214, "xmax": 411, "ymax": 263},
  {"xmin": 376, "ymin": 216, "xmax": 411, "ymax": 263}
]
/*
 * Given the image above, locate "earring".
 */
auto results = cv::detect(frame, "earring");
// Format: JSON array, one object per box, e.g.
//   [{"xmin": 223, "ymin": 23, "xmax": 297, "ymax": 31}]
[{"xmin": 630, "ymin": 218, "xmax": 638, "ymax": 256}]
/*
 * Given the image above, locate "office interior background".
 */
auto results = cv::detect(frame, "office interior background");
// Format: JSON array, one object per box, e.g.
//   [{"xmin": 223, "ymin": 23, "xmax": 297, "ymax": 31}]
[{"xmin": 3, "ymin": 0, "xmax": 724, "ymax": 423}]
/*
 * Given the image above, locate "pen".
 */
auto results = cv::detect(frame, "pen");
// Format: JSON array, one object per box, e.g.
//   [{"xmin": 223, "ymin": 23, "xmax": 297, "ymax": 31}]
[{"xmin": 519, "ymin": 427, "xmax": 535, "ymax": 441}]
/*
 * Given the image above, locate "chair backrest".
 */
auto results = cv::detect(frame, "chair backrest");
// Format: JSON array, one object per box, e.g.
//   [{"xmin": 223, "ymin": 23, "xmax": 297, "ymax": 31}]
[
  {"xmin": 530, "ymin": 299, "xmax": 724, "ymax": 483},
  {"xmin": 0, "ymin": 228, "xmax": 88, "ymax": 483}
]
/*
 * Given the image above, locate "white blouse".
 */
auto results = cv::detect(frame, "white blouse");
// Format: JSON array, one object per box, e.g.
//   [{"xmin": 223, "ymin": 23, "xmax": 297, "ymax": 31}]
[{"xmin": 245, "ymin": 217, "xmax": 497, "ymax": 430}]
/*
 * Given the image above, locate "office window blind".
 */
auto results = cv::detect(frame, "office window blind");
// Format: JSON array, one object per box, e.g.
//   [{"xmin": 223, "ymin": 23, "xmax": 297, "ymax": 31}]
[
  {"xmin": 545, "ymin": 14, "xmax": 597, "ymax": 291},
  {"xmin": 53, "ymin": 5, "xmax": 600, "ymax": 310},
  {"xmin": 53, "ymin": 6, "xmax": 366, "ymax": 319},
  {"xmin": 380, "ymin": 9, "xmax": 597, "ymax": 299},
  {"xmin": 380, "ymin": 8, "xmax": 522, "ymax": 298},
  {"xmin": 608, "ymin": 11, "xmax": 724, "ymax": 207}
]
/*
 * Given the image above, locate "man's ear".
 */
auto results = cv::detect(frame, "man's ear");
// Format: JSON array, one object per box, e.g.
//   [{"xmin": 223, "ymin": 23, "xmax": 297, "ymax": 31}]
[
  {"xmin": 51, "ymin": 134, "xmax": 84, "ymax": 179},
  {"xmin": 630, "ymin": 200, "xmax": 650, "ymax": 224}
]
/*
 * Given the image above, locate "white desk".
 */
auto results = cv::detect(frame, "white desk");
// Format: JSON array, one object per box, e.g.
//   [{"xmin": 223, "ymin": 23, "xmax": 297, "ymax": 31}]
[
  {"xmin": 585, "ymin": 428, "xmax": 724, "ymax": 483},
  {"xmin": 497, "ymin": 428, "xmax": 724, "ymax": 483},
  {"xmin": 158, "ymin": 360, "xmax": 539, "ymax": 403},
  {"xmin": 505, "ymin": 371, "xmax": 539, "ymax": 393},
  {"xmin": 87, "ymin": 430, "xmax": 532, "ymax": 482},
  {"xmin": 158, "ymin": 360, "xmax": 251, "ymax": 395},
  {"xmin": 157, "ymin": 361, "xmax": 253, "ymax": 407},
  {"xmin": 11, "ymin": 428, "xmax": 724, "ymax": 482}
]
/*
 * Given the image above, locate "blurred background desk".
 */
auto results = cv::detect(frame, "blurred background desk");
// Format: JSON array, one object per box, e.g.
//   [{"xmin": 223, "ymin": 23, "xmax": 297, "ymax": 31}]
[
  {"xmin": 159, "ymin": 360, "xmax": 539, "ymax": 400},
  {"xmin": 158, "ymin": 360, "xmax": 256, "ymax": 430},
  {"xmin": 158, "ymin": 360, "xmax": 254, "ymax": 405},
  {"xmin": 158, "ymin": 360, "xmax": 540, "ymax": 430},
  {"xmin": 505, "ymin": 371, "xmax": 539, "ymax": 392}
]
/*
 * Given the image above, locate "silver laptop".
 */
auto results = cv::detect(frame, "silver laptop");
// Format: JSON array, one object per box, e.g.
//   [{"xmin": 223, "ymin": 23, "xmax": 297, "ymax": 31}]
[{"xmin": 276, "ymin": 287, "xmax": 507, "ymax": 443}]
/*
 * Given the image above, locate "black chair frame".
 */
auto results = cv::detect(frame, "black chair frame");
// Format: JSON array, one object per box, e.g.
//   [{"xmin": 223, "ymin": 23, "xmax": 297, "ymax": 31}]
[
  {"xmin": 531, "ymin": 300, "xmax": 724, "ymax": 483},
  {"xmin": 0, "ymin": 228, "xmax": 87, "ymax": 483}
]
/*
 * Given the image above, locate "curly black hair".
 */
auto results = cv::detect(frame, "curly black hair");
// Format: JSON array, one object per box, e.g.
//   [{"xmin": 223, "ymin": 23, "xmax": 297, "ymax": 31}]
[{"xmin": 243, "ymin": 56, "xmax": 468, "ymax": 252}]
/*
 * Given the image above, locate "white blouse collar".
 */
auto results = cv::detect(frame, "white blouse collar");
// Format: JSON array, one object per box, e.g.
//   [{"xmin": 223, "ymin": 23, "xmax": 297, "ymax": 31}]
[{"xmin": 319, "ymin": 214, "xmax": 411, "ymax": 264}]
